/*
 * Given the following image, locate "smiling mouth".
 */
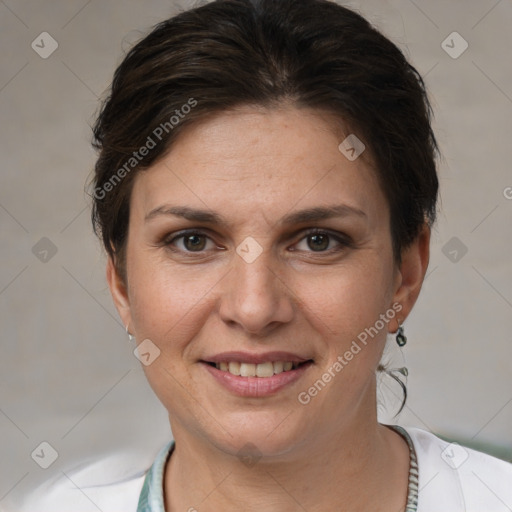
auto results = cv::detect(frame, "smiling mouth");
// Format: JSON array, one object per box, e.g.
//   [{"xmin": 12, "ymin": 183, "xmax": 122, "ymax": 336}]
[{"xmin": 203, "ymin": 360, "xmax": 313, "ymax": 378}]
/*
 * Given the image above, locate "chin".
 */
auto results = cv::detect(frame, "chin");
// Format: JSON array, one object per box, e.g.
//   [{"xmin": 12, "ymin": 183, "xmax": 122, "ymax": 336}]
[{"xmin": 204, "ymin": 408, "xmax": 311, "ymax": 460}]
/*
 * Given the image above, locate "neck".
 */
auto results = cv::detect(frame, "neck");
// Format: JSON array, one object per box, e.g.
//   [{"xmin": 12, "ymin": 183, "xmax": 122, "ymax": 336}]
[{"xmin": 164, "ymin": 403, "xmax": 410, "ymax": 512}]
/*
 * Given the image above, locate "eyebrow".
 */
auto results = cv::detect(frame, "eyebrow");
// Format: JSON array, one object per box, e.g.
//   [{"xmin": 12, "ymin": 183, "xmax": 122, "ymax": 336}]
[{"xmin": 145, "ymin": 204, "xmax": 367, "ymax": 227}]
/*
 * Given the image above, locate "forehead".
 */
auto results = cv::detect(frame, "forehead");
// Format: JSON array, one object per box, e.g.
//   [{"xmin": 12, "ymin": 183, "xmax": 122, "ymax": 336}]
[{"xmin": 131, "ymin": 106, "xmax": 387, "ymax": 227}]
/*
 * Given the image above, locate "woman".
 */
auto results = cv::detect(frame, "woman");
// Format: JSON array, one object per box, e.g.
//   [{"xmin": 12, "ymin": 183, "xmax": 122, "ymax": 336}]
[{"xmin": 20, "ymin": 0, "xmax": 512, "ymax": 510}]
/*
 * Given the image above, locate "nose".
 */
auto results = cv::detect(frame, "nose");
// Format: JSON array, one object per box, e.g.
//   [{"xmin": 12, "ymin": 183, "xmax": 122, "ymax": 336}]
[{"xmin": 218, "ymin": 247, "xmax": 295, "ymax": 336}]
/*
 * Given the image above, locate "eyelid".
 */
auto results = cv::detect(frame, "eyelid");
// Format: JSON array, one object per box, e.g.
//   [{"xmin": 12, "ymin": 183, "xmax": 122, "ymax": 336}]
[
  {"xmin": 290, "ymin": 228, "xmax": 354, "ymax": 251},
  {"xmin": 163, "ymin": 227, "xmax": 353, "ymax": 254},
  {"xmin": 164, "ymin": 228, "xmax": 220, "ymax": 249}
]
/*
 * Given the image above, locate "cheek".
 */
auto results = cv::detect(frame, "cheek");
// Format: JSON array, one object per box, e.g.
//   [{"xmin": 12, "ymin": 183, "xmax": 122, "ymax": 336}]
[
  {"xmin": 298, "ymin": 255, "xmax": 394, "ymax": 341},
  {"xmin": 127, "ymin": 251, "xmax": 224, "ymax": 349},
  {"xmin": 128, "ymin": 246, "xmax": 394, "ymax": 352},
  {"xmin": 291, "ymin": 259, "xmax": 395, "ymax": 414},
  {"xmin": 126, "ymin": 255, "xmax": 220, "ymax": 412}
]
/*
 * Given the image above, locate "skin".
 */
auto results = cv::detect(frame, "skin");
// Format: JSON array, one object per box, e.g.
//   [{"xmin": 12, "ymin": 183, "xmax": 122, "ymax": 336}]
[{"xmin": 107, "ymin": 105, "xmax": 430, "ymax": 511}]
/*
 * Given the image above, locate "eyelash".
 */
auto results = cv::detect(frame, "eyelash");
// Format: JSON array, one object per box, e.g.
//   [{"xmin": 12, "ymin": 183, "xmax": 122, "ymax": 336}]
[{"xmin": 163, "ymin": 228, "xmax": 353, "ymax": 256}]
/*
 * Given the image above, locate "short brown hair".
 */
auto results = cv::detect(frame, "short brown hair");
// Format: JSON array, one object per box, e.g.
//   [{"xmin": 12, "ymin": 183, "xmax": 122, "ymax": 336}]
[{"xmin": 90, "ymin": 0, "xmax": 439, "ymax": 280}]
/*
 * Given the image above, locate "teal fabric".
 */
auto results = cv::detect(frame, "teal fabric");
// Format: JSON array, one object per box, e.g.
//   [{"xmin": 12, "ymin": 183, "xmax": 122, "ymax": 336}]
[
  {"xmin": 136, "ymin": 426, "xmax": 418, "ymax": 511},
  {"xmin": 390, "ymin": 425, "xmax": 419, "ymax": 512},
  {"xmin": 137, "ymin": 441, "xmax": 175, "ymax": 512}
]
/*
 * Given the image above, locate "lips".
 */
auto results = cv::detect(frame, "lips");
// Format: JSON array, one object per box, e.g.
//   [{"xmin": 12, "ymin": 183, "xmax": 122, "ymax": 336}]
[
  {"xmin": 202, "ymin": 351, "xmax": 312, "ymax": 378},
  {"xmin": 203, "ymin": 351, "xmax": 311, "ymax": 365},
  {"xmin": 200, "ymin": 351, "xmax": 313, "ymax": 397},
  {"xmin": 212, "ymin": 360, "xmax": 308, "ymax": 377}
]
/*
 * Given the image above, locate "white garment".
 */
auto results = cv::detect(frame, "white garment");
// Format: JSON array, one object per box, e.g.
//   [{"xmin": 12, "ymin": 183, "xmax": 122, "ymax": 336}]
[{"xmin": 9, "ymin": 426, "xmax": 512, "ymax": 512}]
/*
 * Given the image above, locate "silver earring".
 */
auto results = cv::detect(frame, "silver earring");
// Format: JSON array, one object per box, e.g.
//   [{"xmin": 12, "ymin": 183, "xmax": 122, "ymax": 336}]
[
  {"xmin": 126, "ymin": 325, "xmax": 134, "ymax": 342},
  {"xmin": 396, "ymin": 321, "xmax": 407, "ymax": 347}
]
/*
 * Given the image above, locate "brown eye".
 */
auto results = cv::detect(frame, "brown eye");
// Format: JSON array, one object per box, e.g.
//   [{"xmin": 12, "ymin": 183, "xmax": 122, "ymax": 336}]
[
  {"xmin": 307, "ymin": 233, "xmax": 330, "ymax": 251},
  {"xmin": 292, "ymin": 229, "xmax": 352, "ymax": 254},
  {"xmin": 183, "ymin": 234, "xmax": 206, "ymax": 251},
  {"xmin": 165, "ymin": 230, "xmax": 215, "ymax": 253}
]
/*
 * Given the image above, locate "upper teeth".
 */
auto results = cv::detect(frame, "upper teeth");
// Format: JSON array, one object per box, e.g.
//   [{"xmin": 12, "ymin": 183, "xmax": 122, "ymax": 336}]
[{"xmin": 216, "ymin": 361, "xmax": 298, "ymax": 377}]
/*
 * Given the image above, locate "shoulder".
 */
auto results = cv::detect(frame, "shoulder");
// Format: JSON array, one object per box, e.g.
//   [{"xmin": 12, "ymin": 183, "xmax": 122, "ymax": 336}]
[
  {"xmin": 403, "ymin": 426, "xmax": 512, "ymax": 512},
  {"xmin": 15, "ymin": 449, "xmax": 152, "ymax": 512}
]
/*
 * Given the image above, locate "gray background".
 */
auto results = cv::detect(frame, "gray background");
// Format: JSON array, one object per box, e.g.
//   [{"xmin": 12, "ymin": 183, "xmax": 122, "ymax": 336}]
[{"xmin": 1, "ymin": 0, "xmax": 511, "ymax": 508}]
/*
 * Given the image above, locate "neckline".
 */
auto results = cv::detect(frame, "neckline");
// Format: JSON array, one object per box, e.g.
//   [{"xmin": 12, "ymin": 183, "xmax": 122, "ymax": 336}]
[
  {"xmin": 137, "ymin": 424, "xmax": 419, "ymax": 512},
  {"xmin": 137, "ymin": 441, "xmax": 174, "ymax": 512},
  {"xmin": 387, "ymin": 424, "xmax": 419, "ymax": 512}
]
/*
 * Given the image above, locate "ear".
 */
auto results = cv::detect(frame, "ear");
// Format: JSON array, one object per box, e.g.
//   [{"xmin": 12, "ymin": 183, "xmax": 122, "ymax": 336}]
[
  {"xmin": 106, "ymin": 256, "xmax": 133, "ymax": 333},
  {"xmin": 390, "ymin": 223, "xmax": 431, "ymax": 332}
]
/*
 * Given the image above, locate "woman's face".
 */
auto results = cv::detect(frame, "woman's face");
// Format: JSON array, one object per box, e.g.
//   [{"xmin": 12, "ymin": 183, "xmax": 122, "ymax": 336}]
[{"xmin": 108, "ymin": 106, "xmax": 426, "ymax": 457}]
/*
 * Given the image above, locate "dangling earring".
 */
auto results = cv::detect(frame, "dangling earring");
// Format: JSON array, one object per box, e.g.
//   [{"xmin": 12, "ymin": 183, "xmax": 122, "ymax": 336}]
[
  {"xmin": 126, "ymin": 325, "xmax": 134, "ymax": 342},
  {"xmin": 396, "ymin": 321, "xmax": 407, "ymax": 347}
]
